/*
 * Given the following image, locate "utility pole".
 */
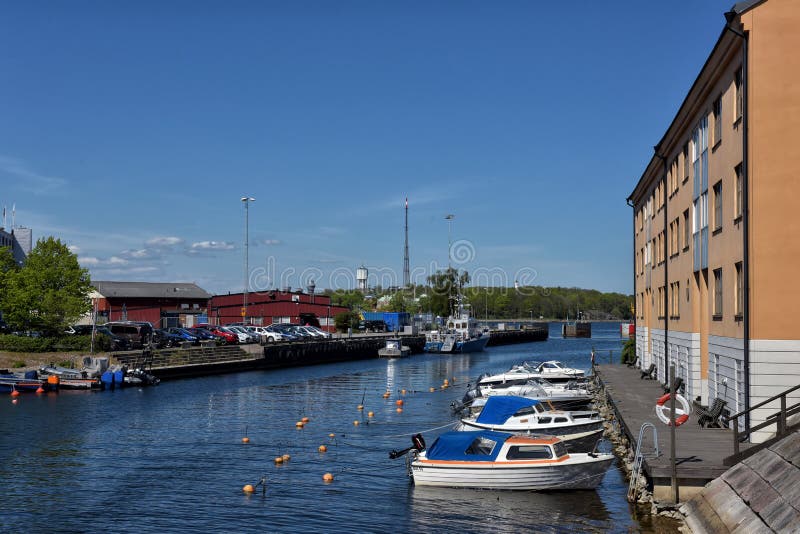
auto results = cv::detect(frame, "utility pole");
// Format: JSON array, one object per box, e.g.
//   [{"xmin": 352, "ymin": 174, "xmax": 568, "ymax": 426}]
[{"xmin": 403, "ymin": 197, "xmax": 410, "ymax": 288}]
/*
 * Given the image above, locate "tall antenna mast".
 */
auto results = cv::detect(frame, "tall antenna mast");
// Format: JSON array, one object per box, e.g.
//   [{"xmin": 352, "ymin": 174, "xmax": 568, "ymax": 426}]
[{"xmin": 403, "ymin": 197, "xmax": 410, "ymax": 288}]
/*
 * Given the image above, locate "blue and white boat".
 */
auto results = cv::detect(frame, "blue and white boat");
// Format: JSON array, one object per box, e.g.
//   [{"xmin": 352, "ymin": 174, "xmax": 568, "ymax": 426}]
[
  {"xmin": 392, "ymin": 430, "xmax": 613, "ymax": 490},
  {"xmin": 424, "ymin": 300, "xmax": 490, "ymax": 353}
]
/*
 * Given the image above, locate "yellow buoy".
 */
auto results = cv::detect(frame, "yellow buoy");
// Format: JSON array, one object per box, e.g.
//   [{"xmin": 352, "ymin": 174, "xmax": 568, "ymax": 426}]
[
  {"xmin": 353, "ymin": 420, "xmax": 360, "ymax": 426},
  {"xmin": 282, "ymin": 454, "xmax": 291, "ymax": 462},
  {"xmin": 367, "ymin": 411, "xmax": 374, "ymax": 417},
  {"xmin": 323, "ymin": 473, "xmax": 334, "ymax": 483},
  {"xmin": 274, "ymin": 456, "xmax": 284, "ymax": 464},
  {"xmin": 395, "ymin": 399, "xmax": 403, "ymax": 406},
  {"xmin": 429, "ymin": 387, "xmax": 435, "ymax": 392},
  {"xmin": 318, "ymin": 445, "xmax": 327, "ymax": 452},
  {"xmin": 357, "ymin": 404, "xmax": 364, "ymax": 410},
  {"xmin": 296, "ymin": 421, "xmax": 305, "ymax": 428},
  {"xmin": 401, "ymin": 389, "xmax": 407, "ymax": 395},
  {"xmin": 396, "ymin": 407, "xmax": 403, "ymax": 413},
  {"xmin": 243, "ymin": 484, "xmax": 255, "ymax": 493},
  {"xmin": 328, "ymin": 433, "xmax": 335, "ymax": 438},
  {"xmin": 302, "ymin": 417, "xmax": 310, "ymax": 423},
  {"xmin": 242, "ymin": 437, "xmax": 250, "ymax": 444},
  {"xmin": 443, "ymin": 379, "xmax": 449, "ymax": 386}
]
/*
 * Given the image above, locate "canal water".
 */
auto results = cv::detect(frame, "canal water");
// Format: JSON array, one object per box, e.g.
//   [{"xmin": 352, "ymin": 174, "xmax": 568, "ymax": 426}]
[{"xmin": 1, "ymin": 323, "xmax": 652, "ymax": 532}]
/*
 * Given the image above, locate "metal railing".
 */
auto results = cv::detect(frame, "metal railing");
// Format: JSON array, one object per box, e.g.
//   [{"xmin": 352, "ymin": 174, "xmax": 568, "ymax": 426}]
[{"xmin": 725, "ymin": 383, "xmax": 800, "ymax": 461}]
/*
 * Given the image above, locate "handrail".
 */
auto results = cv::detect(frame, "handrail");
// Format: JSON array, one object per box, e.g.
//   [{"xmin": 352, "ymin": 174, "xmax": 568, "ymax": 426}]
[
  {"xmin": 726, "ymin": 382, "xmax": 800, "ymax": 460},
  {"xmin": 726, "ymin": 383, "xmax": 800, "ymax": 421}
]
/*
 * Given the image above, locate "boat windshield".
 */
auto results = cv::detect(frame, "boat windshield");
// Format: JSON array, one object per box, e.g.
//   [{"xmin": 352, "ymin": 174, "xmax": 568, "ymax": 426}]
[
  {"xmin": 465, "ymin": 436, "xmax": 498, "ymax": 456},
  {"xmin": 553, "ymin": 441, "xmax": 569, "ymax": 458},
  {"xmin": 506, "ymin": 445, "xmax": 553, "ymax": 460}
]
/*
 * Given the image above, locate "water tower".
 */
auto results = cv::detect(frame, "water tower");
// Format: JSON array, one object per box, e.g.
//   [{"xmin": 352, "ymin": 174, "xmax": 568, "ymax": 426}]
[{"xmin": 357, "ymin": 265, "xmax": 368, "ymax": 292}]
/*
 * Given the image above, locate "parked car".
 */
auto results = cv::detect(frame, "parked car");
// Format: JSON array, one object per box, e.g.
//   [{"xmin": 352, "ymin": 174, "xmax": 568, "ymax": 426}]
[
  {"xmin": 166, "ymin": 327, "xmax": 200, "ymax": 344},
  {"xmin": 94, "ymin": 326, "xmax": 130, "ymax": 351},
  {"xmin": 227, "ymin": 325, "xmax": 259, "ymax": 344},
  {"xmin": 103, "ymin": 321, "xmax": 154, "ymax": 349},
  {"xmin": 195, "ymin": 324, "xmax": 238, "ymax": 344},
  {"xmin": 186, "ymin": 327, "xmax": 222, "ymax": 344},
  {"xmin": 154, "ymin": 328, "xmax": 184, "ymax": 348},
  {"xmin": 265, "ymin": 324, "xmax": 296, "ymax": 341},
  {"xmin": 306, "ymin": 326, "xmax": 332, "ymax": 339},
  {"xmin": 359, "ymin": 320, "xmax": 387, "ymax": 333}
]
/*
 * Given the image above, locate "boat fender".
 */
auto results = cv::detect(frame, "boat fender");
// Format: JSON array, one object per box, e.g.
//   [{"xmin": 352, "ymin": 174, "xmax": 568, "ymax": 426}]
[{"xmin": 655, "ymin": 393, "xmax": 691, "ymax": 426}]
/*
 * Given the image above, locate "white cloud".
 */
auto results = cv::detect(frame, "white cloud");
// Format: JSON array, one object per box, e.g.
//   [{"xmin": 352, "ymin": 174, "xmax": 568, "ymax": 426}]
[
  {"xmin": 120, "ymin": 248, "xmax": 160, "ymax": 260},
  {"xmin": 146, "ymin": 236, "xmax": 184, "ymax": 247},
  {"xmin": 79, "ymin": 256, "xmax": 101, "ymax": 266},
  {"xmin": 0, "ymin": 155, "xmax": 67, "ymax": 195},
  {"xmin": 190, "ymin": 241, "xmax": 235, "ymax": 251},
  {"xmin": 68, "ymin": 245, "xmax": 81, "ymax": 254},
  {"xmin": 107, "ymin": 256, "xmax": 129, "ymax": 265}
]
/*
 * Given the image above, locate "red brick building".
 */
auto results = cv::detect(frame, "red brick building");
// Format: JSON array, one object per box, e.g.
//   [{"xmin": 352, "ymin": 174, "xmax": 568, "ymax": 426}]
[{"xmin": 91, "ymin": 281, "xmax": 212, "ymax": 327}]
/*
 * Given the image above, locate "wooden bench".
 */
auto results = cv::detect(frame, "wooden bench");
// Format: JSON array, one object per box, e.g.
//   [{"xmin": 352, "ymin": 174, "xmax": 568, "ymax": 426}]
[
  {"xmin": 694, "ymin": 398, "xmax": 727, "ymax": 428},
  {"xmin": 626, "ymin": 356, "xmax": 639, "ymax": 368},
  {"xmin": 640, "ymin": 363, "xmax": 656, "ymax": 380}
]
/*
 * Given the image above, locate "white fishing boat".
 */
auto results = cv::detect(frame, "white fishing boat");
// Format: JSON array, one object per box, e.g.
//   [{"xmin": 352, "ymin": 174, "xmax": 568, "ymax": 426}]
[
  {"xmin": 391, "ymin": 430, "xmax": 613, "ymax": 490},
  {"xmin": 378, "ymin": 338, "xmax": 411, "ymax": 358},
  {"xmin": 457, "ymin": 396, "xmax": 604, "ymax": 451},
  {"xmin": 424, "ymin": 297, "xmax": 490, "ymax": 354},
  {"xmin": 477, "ymin": 360, "xmax": 586, "ymax": 391},
  {"xmin": 455, "ymin": 377, "xmax": 593, "ymax": 414}
]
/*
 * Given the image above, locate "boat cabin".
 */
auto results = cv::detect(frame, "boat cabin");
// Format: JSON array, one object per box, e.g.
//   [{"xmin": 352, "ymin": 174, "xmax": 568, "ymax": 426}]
[{"xmin": 422, "ymin": 430, "xmax": 569, "ymax": 463}]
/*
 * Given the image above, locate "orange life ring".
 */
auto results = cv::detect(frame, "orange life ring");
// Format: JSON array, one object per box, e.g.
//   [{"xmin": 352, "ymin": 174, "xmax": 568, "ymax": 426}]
[{"xmin": 655, "ymin": 392, "xmax": 691, "ymax": 426}]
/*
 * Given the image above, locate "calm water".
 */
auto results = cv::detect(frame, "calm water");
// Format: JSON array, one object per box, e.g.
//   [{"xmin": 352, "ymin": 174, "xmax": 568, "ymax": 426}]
[{"xmin": 1, "ymin": 323, "xmax": 645, "ymax": 532}]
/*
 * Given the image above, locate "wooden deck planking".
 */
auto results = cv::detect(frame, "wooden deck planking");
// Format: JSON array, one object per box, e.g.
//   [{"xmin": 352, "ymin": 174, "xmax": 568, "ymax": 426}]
[{"xmin": 594, "ymin": 364, "xmax": 738, "ymax": 482}]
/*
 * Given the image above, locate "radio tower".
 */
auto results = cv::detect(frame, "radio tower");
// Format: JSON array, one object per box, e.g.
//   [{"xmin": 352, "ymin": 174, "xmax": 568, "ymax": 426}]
[{"xmin": 403, "ymin": 197, "xmax": 410, "ymax": 288}]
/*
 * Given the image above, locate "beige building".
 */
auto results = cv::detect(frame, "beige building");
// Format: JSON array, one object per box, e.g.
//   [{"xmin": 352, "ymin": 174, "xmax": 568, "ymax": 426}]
[{"xmin": 628, "ymin": 0, "xmax": 800, "ymax": 443}]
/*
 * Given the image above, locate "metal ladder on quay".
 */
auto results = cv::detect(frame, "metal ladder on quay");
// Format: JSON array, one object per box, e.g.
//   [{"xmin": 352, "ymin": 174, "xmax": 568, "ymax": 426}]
[{"xmin": 627, "ymin": 422, "xmax": 660, "ymax": 503}]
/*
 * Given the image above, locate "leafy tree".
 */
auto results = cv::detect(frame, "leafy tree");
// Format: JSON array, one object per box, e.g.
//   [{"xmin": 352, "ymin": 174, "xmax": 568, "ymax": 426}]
[
  {"xmin": 333, "ymin": 311, "xmax": 359, "ymax": 332},
  {"xmin": 388, "ymin": 291, "xmax": 408, "ymax": 312},
  {"xmin": 426, "ymin": 268, "xmax": 469, "ymax": 317},
  {"xmin": 1, "ymin": 237, "xmax": 92, "ymax": 335}
]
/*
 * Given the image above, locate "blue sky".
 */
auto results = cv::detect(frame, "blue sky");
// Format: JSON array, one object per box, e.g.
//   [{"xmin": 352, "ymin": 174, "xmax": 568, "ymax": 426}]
[{"xmin": 1, "ymin": 1, "xmax": 735, "ymax": 295}]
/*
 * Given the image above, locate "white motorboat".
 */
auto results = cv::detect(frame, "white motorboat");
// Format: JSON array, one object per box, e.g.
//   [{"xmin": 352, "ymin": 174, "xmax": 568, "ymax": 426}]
[
  {"xmin": 378, "ymin": 338, "xmax": 411, "ymax": 358},
  {"xmin": 392, "ymin": 430, "xmax": 613, "ymax": 490},
  {"xmin": 457, "ymin": 396, "xmax": 604, "ymax": 451},
  {"xmin": 477, "ymin": 360, "xmax": 586, "ymax": 392},
  {"xmin": 478, "ymin": 379, "xmax": 593, "ymax": 409}
]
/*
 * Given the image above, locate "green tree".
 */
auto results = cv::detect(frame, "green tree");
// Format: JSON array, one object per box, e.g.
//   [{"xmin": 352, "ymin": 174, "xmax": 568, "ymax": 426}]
[
  {"xmin": 1, "ymin": 237, "xmax": 92, "ymax": 335},
  {"xmin": 333, "ymin": 311, "xmax": 359, "ymax": 332},
  {"xmin": 426, "ymin": 268, "xmax": 470, "ymax": 317}
]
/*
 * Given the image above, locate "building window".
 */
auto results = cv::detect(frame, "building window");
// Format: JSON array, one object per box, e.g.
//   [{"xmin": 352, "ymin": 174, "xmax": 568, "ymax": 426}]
[
  {"xmin": 683, "ymin": 142, "xmax": 690, "ymax": 183},
  {"xmin": 683, "ymin": 209, "xmax": 690, "ymax": 251},
  {"xmin": 734, "ymin": 66, "xmax": 743, "ymax": 121},
  {"xmin": 735, "ymin": 261, "xmax": 743, "ymax": 318},
  {"xmin": 713, "ymin": 268, "xmax": 723, "ymax": 318},
  {"xmin": 713, "ymin": 96, "xmax": 722, "ymax": 146},
  {"xmin": 734, "ymin": 163, "xmax": 743, "ymax": 220},
  {"xmin": 713, "ymin": 180, "xmax": 723, "ymax": 232},
  {"xmin": 670, "ymin": 281, "xmax": 680, "ymax": 318}
]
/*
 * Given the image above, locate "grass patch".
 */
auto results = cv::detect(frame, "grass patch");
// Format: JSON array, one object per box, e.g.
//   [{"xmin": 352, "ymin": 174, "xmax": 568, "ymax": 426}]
[{"xmin": 11, "ymin": 360, "xmax": 26, "ymax": 368}]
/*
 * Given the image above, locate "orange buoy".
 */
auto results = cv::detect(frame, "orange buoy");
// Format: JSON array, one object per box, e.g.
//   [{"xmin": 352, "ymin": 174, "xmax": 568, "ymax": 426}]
[
  {"xmin": 274, "ymin": 457, "xmax": 284, "ymax": 464},
  {"xmin": 318, "ymin": 445, "xmax": 327, "ymax": 453},
  {"xmin": 443, "ymin": 379, "xmax": 449, "ymax": 386},
  {"xmin": 302, "ymin": 417, "xmax": 310, "ymax": 423},
  {"xmin": 36, "ymin": 387, "xmax": 45, "ymax": 394},
  {"xmin": 328, "ymin": 433, "xmax": 335, "ymax": 438},
  {"xmin": 322, "ymin": 473, "xmax": 334, "ymax": 483},
  {"xmin": 353, "ymin": 420, "xmax": 360, "ymax": 426},
  {"xmin": 296, "ymin": 421, "xmax": 305, "ymax": 428},
  {"xmin": 401, "ymin": 389, "xmax": 407, "ymax": 395},
  {"xmin": 282, "ymin": 454, "xmax": 291, "ymax": 462},
  {"xmin": 396, "ymin": 407, "xmax": 403, "ymax": 413},
  {"xmin": 11, "ymin": 390, "xmax": 20, "ymax": 397},
  {"xmin": 367, "ymin": 411, "xmax": 374, "ymax": 417},
  {"xmin": 357, "ymin": 404, "xmax": 364, "ymax": 410},
  {"xmin": 242, "ymin": 437, "xmax": 250, "ymax": 444},
  {"xmin": 395, "ymin": 399, "xmax": 403, "ymax": 406},
  {"xmin": 243, "ymin": 484, "xmax": 255, "ymax": 493},
  {"xmin": 382, "ymin": 392, "xmax": 390, "ymax": 399}
]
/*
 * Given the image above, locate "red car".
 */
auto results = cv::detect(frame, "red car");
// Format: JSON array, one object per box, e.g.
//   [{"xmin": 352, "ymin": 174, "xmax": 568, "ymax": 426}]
[{"xmin": 193, "ymin": 324, "xmax": 238, "ymax": 344}]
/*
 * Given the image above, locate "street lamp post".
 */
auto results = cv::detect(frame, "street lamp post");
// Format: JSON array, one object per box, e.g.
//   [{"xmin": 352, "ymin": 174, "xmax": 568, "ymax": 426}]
[
  {"xmin": 241, "ymin": 196, "xmax": 255, "ymax": 325},
  {"xmin": 445, "ymin": 213, "xmax": 455, "ymax": 317}
]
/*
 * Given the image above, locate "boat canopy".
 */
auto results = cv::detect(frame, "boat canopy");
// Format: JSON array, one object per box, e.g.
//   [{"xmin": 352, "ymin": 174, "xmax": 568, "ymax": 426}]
[
  {"xmin": 424, "ymin": 430, "xmax": 512, "ymax": 461},
  {"xmin": 475, "ymin": 396, "xmax": 540, "ymax": 424}
]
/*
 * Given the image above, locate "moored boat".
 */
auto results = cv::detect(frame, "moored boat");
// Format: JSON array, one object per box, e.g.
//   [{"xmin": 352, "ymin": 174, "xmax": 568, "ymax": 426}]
[
  {"xmin": 424, "ymin": 303, "xmax": 490, "ymax": 354},
  {"xmin": 378, "ymin": 338, "xmax": 411, "ymax": 358},
  {"xmin": 0, "ymin": 370, "xmax": 48, "ymax": 393},
  {"xmin": 457, "ymin": 396, "xmax": 604, "ymax": 451},
  {"xmin": 391, "ymin": 430, "xmax": 614, "ymax": 490},
  {"xmin": 477, "ymin": 360, "xmax": 585, "ymax": 390}
]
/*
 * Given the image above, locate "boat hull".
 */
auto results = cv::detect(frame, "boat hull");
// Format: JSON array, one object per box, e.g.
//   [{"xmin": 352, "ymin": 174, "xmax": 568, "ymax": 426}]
[
  {"xmin": 411, "ymin": 456, "xmax": 613, "ymax": 490},
  {"xmin": 425, "ymin": 335, "xmax": 490, "ymax": 354}
]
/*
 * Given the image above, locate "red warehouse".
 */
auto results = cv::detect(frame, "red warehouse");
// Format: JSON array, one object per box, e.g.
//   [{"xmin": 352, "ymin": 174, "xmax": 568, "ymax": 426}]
[{"xmin": 209, "ymin": 290, "xmax": 348, "ymax": 331}]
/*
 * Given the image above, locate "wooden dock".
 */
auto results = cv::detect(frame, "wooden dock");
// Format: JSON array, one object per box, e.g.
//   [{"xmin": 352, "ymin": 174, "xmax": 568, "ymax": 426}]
[{"xmin": 594, "ymin": 363, "xmax": 749, "ymax": 501}]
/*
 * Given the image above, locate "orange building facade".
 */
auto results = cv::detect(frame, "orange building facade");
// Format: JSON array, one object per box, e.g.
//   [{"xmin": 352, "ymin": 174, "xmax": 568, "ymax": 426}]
[{"xmin": 628, "ymin": 0, "xmax": 800, "ymax": 443}]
